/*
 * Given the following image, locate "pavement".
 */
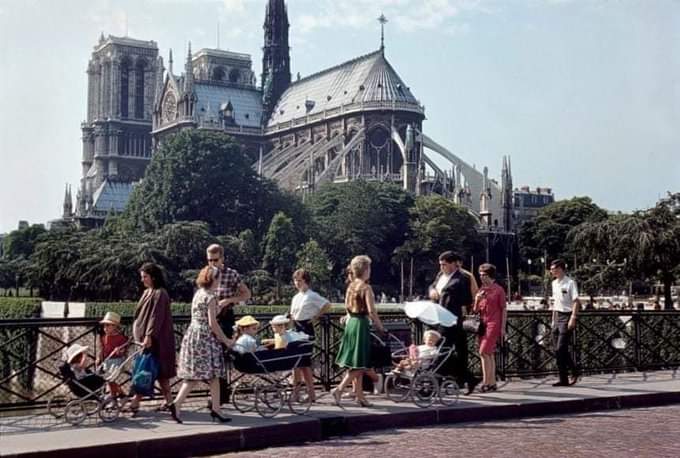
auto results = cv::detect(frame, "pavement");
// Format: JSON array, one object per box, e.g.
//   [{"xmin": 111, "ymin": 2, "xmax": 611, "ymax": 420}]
[{"xmin": 2, "ymin": 370, "xmax": 680, "ymax": 458}]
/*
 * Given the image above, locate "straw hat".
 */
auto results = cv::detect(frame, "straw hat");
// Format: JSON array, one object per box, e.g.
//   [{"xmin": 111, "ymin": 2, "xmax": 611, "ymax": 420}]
[
  {"xmin": 65, "ymin": 344, "xmax": 89, "ymax": 363},
  {"xmin": 235, "ymin": 315, "xmax": 259, "ymax": 327},
  {"xmin": 270, "ymin": 314, "xmax": 290, "ymax": 326},
  {"xmin": 100, "ymin": 311, "xmax": 121, "ymax": 326}
]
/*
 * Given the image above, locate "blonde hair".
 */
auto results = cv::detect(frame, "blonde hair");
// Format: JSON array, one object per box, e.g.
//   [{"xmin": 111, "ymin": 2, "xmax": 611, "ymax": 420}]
[
  {"xmin": 347, "ymin": 255, "xmax": 372, "ymax": 282},
  {"xmin": 424, "ymin": 330, "xmax": 441, "ymax": 343}
]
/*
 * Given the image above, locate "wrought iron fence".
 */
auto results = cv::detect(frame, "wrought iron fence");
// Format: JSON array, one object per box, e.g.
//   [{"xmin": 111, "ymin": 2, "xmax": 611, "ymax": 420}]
[{"xmin": 1, "ymin": 310, "xmax": 679, "ymax": 411}]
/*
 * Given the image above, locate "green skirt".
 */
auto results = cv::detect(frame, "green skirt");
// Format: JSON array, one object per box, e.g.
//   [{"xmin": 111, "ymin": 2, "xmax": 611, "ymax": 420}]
[{"xmin": 335, "ymin": 315, "xmax": 371, "ymax": 369}]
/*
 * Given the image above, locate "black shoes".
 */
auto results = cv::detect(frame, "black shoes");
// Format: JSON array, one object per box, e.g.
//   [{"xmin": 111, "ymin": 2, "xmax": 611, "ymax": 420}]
[
  {"xmin": 168, "ymin": 403, "xmax": 182, "ymax": 424},
  {"xmin": 552, "ymin": 381, "xmax": 570, "ymax": 387},
  {"xmin": 465, "ymin": 378, "xmax": 480, "ymax": 395},
  {"xmin": 210, "ymin": 410, "xmax": 232, "ymax": 423}
]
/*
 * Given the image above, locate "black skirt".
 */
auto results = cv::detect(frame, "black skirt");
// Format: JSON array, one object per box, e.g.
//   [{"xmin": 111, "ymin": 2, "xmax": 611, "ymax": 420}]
[{"xmin": 293, "ymin": 319, "xmax": 316, "ymax": 340}]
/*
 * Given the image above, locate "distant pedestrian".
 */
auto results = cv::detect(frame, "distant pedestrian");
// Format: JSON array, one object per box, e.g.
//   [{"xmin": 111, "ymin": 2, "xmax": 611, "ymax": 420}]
[
  {"xmin": 550, "ymin": 259, "xmax": 581, "ymax": 386},
  {"xmin": 473, "ymin": 263, "xmax": 506, "ymax": 392}
]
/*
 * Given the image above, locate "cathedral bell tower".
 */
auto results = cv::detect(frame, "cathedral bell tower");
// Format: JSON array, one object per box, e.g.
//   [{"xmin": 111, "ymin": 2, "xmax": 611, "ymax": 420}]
[{"xmin": 261, "ymin": 0, "xmax": 291, "ymax": 121}]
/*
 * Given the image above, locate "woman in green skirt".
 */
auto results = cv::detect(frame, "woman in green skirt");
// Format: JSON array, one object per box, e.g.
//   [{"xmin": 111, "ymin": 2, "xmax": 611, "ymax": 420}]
[{"xmin": 331, "ymin": 255, "xmax": 385, "ymax": 407}]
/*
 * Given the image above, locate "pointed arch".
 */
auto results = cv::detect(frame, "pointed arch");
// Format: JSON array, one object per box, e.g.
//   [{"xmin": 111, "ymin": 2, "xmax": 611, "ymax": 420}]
[{"xmin": 134, "ymin": 58, "xmax": 149, "ymax": 119}]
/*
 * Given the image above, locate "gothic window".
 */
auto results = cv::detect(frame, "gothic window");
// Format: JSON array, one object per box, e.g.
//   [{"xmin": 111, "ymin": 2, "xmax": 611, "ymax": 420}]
[
  {"xmin": 229, "ymin": 69, "xmax": 240, "ymax": 84},
  {"xmin": 120, "ymin": 60, "xmax": 130, "ymax": 118},
  {"xmin": 135, "ymin": 59, "xmax": 147, "ymax": 119},
  {"xmin": 213, "ymin": 67, "xmax": 226, "ymax": 81}
]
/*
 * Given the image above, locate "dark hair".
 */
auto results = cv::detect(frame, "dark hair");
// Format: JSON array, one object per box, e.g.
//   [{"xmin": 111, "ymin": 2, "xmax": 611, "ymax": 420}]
[
  {"xmin": 479, "ymin": 263, "xmax": 496, "ymax": 278},
  {"xmin": 140, "ymin": 262, "xmax": 167, "ymax": 289},
  {"xmin": 550, "ymin": 259, "xmax": 566, "ymax": 270},
  {"xmin": 439, "ymin": 251, "xmax": 462, "ymax": 263},
  {"xmin": 293, "ymin": 269, "xmax": 312, "ymax": 285}
]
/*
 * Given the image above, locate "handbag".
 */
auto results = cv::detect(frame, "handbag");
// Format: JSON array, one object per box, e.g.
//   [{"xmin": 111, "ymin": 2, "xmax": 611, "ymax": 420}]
[
  {"xmin": 131, "ymin": 352, "xmax": 159, "ymax": 396},
  {"xmin": 462, "ymin": 314, "xmax": 486, "ymax": 336}
]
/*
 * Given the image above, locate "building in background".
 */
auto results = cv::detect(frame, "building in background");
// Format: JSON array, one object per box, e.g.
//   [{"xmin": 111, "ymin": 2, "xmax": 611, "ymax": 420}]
[{"xmin": 513, "ymin": 186, "xmax": 555, "ymax": 229}]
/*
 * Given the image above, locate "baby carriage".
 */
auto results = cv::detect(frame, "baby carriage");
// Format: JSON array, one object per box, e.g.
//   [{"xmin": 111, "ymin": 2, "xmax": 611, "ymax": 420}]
[
  {"xmin": 383, "ymin": 301, "xmax": 461, "ymax": 408},
  {"xmin": 229, "ymin": 340, "xmax": 314, "ymax": 418},
  {"xmin": 48, "ymin": 340, "xmax": 144, "ymax": 425}
]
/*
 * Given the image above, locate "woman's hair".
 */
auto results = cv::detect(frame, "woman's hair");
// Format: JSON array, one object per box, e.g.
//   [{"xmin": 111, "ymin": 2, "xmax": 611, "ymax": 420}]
[
  {"xmin": 139, "ymin": 262, "xmax": 167, "ymax": 289},
  {"xmin": 293, "ymin": 269, "xmax": 311, "ymax": 285},
  {"xmin": 196, "ymin": 266, "xmax": 217, "ymax": 288},
  {"xmin": 479, "ymin": 263, "xmax": 496, "ymax": 279},
  {"xmin": 346, "ymin": 255, "xmax": 372, "ymax": 283}
]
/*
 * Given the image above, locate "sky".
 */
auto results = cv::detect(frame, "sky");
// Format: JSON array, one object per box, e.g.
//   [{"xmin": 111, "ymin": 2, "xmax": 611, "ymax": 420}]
[{"xmin": 0, "ymin": 0, "xmax": 679, "ymax": 234}]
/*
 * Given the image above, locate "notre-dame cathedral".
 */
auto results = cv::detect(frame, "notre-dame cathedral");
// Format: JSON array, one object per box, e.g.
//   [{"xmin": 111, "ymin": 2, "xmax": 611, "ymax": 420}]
[{"xmin": 68, "ymin": 0, "xmax": 515, "ymax": 234}]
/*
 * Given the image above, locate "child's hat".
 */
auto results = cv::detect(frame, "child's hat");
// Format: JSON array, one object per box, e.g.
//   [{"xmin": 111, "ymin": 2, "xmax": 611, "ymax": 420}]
[
  {"xmin": 100, "ymin": 311, "xmax": 121, "ymax": 326},
  {"xmin": 236, "ymin": 315, "xmax": 259, "ymax": 327},
  {"xmin": 270, "ymin": 314, "xmax": 290, "ymax": 326},
  {"xmin": 65, "ymin": 344, "xmax": 89, "ymax": 363}
]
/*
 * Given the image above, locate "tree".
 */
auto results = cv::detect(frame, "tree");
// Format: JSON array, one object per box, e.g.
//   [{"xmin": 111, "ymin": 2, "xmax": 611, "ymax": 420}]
[
  {"xmin": 2, "ymin": 224, "xmax": 47, "ymax": 260},
  {"xmin": 397, "ymin": 195, "xmax": 482, "ymax": 291},
  {"xmin": 296, "ymin": 239, "xmax": 332, "ymax": 294},
  {"xmin": 121, "ymin": 130, "xmax": 305, "ymax": 238},
  {"xmin": 570, "ymin": 193, "xmax": 680, "ymax": 308},
  {"xmin": 306, "ymin": 180, "xmax": 414, "ymax": 292},
  {"xmin": 262, "ymin": 212, "xmax": 297, "ymax": 300},
  {"xmin": 519, "ymin": 196, "xmax": 608, "ymax": 264}
]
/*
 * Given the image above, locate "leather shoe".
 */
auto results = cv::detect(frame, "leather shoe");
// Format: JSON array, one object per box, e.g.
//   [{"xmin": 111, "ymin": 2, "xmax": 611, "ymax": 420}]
[
  {"xmin": 552, "ymin": 381, "xmax": 569, "ymax": 387},
  {"xmin": 569, "ymin": 371, "xmax": 581, "ymax": 385},
  {"xmin": 465, "ymin": 378, "xmax": 480, "ymax": 395}
]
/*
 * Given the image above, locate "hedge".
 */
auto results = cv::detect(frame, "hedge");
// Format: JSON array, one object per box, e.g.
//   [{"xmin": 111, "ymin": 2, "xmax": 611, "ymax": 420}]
[{"xmin": 0, "ymin": 297, "xmax": 42, "ymax": 319}]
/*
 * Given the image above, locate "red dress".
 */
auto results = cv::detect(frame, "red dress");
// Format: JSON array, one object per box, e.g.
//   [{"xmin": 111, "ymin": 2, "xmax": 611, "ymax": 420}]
[{"xmin": 477, "ymin": 282, "xmax": 506, "ymax": 355}]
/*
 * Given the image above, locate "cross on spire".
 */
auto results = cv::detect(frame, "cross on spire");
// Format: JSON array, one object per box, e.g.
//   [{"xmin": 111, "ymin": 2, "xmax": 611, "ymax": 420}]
[{"xmin": 378, "ymin": 13, "xmax": 388, "ymax": 52}]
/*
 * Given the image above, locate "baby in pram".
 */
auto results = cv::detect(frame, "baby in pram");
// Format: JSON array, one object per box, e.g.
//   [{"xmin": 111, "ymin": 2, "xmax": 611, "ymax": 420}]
[
  {"xmin": 61, "ymin": 344, "xmax": 105, "ymax": 396},
  {"xmin": 392, "ymin": 330, "xmax": 442, "ymax": 375}
]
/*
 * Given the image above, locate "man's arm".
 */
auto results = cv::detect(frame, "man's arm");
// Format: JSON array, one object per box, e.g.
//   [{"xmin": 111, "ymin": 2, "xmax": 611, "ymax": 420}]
[
  {"xmin": 568, "ymin": 281, "xmax": 580, "ymax": 330},
  {"xmin": 219, "ymin": 281, "xmax": 252, "ymax": 308}
]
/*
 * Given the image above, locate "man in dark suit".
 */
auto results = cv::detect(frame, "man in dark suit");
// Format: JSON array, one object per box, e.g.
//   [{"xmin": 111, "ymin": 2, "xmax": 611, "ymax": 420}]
[{"xmin": 429, "ymin": 251, "xmax": 480, "ymax": 394}]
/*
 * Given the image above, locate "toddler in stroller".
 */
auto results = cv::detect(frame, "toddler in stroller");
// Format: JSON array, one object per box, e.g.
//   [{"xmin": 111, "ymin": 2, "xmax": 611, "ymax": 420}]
[{"xmin": 393, "ymin": 330, "xmax": 441, "ymax": 375}]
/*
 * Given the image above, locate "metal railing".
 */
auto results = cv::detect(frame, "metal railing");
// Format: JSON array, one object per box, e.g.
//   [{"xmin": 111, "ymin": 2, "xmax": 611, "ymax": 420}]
[{"xmin": 1, "ymin": 310, "xmax": 679, "ymax": 411}]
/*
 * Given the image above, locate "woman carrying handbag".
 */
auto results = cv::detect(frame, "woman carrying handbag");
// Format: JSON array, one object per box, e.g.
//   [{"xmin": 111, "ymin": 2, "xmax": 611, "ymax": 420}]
[{"xmin": 473, "ymin": 263, "xmax": 507, "ymax": 392}]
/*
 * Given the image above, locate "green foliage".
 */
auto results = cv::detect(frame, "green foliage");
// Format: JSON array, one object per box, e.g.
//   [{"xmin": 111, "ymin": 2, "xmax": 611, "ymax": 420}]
[
  {"xmin": 519, "ymin": 196, "xmax": 608, "ymax": 262},
  {"xmin": 0, "ymin": 297, "xmax": 42, "ymax": 318},
  {"xmin": 121, "ymin": 130, "xmax": 306, "ymax": 238},
  {"xmin": 2, "ymin": 224, "xmax": 47, "ymax": 260},
  {"xmin": 398, "ymin": 195, "xmax": 482, "ymax": 285},
  {"xmin": 307, "ymin": 180, "xmax": 414, "ymax": 291},
  {"xmin": 569, "ymin": 192, "xmax": 680, "ymax": 306},
  {"xmin": 296, "ymin": 239, "xmax": 332, "ymax": 292},
  {"xmin": 262, "ymin": 212, "xmax": 297, "ymax": 299}
]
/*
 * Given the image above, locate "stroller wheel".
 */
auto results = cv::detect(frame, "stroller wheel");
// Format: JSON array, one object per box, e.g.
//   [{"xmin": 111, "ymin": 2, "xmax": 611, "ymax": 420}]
[
  {"xmin": 255, "ymin": 385, "xmax": 284, "ymax": 418},
  {"xmin": 439, "ymin": 377, "xmax": 460, "ymax": 406},
  {"xmin": 384, "ymin": 374, "xmax": 411, "ymax": 403},
  {"xmin": 47, "ymin": 395, "xmax": 69, "ymax": 419},
  {"xmin": 287, "ymin": 383, "xmax": 312, "ymax": 415},
  {"xmin": 64, "ymin": 400, "xmax": 88, "ymax": 425},
  {"xmin": 412, "ymin": 373, "xmax": 438, "ymax": 408},
  {"xmin": 231, "ymin": 382, "xmax": 256, "ymax": 413},
  {"xmin": 99, "ymin": 397, "xmax": 120, "ymax": 423}
]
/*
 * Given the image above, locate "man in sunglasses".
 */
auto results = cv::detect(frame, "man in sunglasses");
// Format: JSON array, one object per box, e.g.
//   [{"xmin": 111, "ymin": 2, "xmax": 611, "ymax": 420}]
[
  {"xmin": 550, "ymin": 259, "xmax": 581, "ymax": 386},
  {"xmin": 206, "ymin": 243, "xmax": 251, "ymax": 403}
]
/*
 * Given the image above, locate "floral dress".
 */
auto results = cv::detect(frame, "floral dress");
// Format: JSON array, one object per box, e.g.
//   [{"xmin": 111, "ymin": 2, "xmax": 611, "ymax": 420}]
[{"xmin": 177, "ymin": 288, "xmax": 226, "ymax": 380}]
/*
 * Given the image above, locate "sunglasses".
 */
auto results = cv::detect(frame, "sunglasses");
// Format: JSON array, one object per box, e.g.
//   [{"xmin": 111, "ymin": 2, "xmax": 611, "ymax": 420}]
[{"xmin": 208, "ymin": 258, "xmax": 221, "ymax": 263}]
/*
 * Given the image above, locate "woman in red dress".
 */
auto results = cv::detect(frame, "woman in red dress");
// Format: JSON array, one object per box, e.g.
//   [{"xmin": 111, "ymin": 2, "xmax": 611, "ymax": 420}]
[{"xmin": 473, "ymin": 263, "xmax": 507, "ymax": 392}]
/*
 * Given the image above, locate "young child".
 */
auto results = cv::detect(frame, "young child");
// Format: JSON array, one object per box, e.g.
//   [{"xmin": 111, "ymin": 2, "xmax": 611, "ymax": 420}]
[
  {"xmin": 393, "ymin": 330, "xmax": 442, "ymax": 374},
  {"xmin": 233, "ymin": 315, "xmax": 264, "ymax": 354},
  {"xmin": 63, "ymin": 344, "xmax": 105, "ymax": 392},
  {"xmin": 262, "ymin": 315, "xmax": 310, "ymax": 350},
  {"xmin": 96, "ymin": 312, "xmax": 128, "ymax": 397}
]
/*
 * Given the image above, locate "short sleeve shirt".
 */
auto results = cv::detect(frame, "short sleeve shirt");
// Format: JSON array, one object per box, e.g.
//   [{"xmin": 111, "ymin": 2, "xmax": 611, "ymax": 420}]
[
  {"xmin": 216, "ymin": 267, "xmax": 242, "ymax": 302},
  {"xmin": 551, "ymin": 275, "xmax": 579, "ymax": 313},
  {"xmin": 290, "ymin": 289, "xmax": 328, "ymax": 321}
]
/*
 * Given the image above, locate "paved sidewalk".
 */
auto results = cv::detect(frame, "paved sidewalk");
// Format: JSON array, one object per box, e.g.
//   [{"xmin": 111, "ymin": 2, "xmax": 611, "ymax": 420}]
[{"xmin": 2, "ymin": 370, "xmax": 680, "ymax": 458}]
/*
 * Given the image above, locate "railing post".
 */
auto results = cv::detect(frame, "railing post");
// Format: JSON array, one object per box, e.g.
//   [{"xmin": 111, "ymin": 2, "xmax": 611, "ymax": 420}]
[{"xmin": 634, "ymin": 311, "xmax": 642, "ymax": 371}]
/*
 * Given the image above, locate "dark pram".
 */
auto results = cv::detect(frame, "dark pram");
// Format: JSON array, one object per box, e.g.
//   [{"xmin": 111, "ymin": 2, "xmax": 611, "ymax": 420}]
[{"xmin": 230, "ymin": 340, "xmax": 314, "ymax": 417}]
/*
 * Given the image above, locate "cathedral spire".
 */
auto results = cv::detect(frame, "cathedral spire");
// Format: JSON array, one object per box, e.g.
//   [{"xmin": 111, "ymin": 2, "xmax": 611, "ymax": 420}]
[
  {"xmin": 168, "ymin": 48, "xmax": 174, "ymax": 75},
  {"xmin": 378, "ymin": 13, "xmax": 388, "ymax": 53},
  {"xmin": 262, "ymin": 0, "xmax": 291, "ymax": 121},
  {"xmin": 184, "ymin": 42, "xmax": 194, "ymax": 94},
  {"xmin": 62, "ymin": 183, "xmax": 73, "ymax": 218}
]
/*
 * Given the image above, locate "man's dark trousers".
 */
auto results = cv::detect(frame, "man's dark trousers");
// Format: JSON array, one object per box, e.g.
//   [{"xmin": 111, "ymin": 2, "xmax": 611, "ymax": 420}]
[
  {"xmin": 552, "ymin": 312, "xmax": 577, "ymax": 383},
  {"xmin": 218, "ymin": 308, "xmax": 235, "ymax": 404},
  {"xmin": 440, "ymin": 324, "xmax": 474, "ymax": 387}
]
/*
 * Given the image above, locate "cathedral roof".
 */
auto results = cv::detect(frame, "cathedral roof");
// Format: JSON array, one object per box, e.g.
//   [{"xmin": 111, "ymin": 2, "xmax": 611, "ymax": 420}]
[
  {"xmin": 194, "ymin": 83, "xmax": 263, "ymax": 128},
  {"xmin": 92, "ymin": 180, "xmax": 134, "ymax": 214},
  {"xmin": 266, "ymin": 50, "xmax": 421, "ymax": 128}
]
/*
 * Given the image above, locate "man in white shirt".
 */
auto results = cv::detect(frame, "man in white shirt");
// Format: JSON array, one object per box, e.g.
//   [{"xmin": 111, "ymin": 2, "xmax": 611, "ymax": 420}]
[{"xmin": 550, "ymin": 259, "xmax": 581, "ymax": 386}]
